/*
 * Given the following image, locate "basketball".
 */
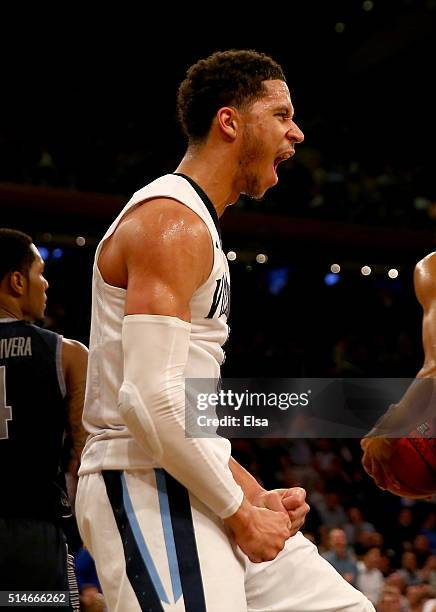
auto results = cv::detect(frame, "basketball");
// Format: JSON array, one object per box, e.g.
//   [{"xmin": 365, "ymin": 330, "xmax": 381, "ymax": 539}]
[{"xmin": 389, "ymin": 423, "xmax": 436, "ymax": 495}]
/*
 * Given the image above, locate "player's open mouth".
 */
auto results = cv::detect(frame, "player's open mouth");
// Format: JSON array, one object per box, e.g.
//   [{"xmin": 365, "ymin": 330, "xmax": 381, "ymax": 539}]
[{"xmin": 274, "ymin": 151, "xmax": 293, "ymax": 171}]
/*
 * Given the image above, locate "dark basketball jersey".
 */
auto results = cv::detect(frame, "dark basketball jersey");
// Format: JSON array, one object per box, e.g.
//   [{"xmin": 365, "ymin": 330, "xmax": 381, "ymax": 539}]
[{"xmin": 0, "ymin": 319, "xmax": 68, "ymax": 520}]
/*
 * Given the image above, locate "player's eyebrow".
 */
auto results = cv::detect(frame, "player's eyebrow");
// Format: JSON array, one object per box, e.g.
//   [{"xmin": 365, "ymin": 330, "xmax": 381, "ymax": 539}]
[{"xmin": 273, "ymin": 105, "xmax": 293, "ymax": 116}]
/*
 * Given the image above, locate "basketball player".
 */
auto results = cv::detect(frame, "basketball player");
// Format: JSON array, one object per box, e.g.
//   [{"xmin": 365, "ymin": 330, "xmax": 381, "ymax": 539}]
[
  {"xmin": 76, "ymin": 50, "xmax": 374, "ymax": 611},
  {"xmin": 0, "ymin": 228, "xmax": 87, "ymax": 609},
  {"xmin": 361, "ymin": 252, "xmax": 436, "ymax": 497}
]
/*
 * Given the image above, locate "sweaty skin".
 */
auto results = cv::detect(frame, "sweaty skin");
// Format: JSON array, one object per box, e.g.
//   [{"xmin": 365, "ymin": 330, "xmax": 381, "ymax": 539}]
[
  {"xmin": 98, "ymin": 79, "xmax": 308, "ymax": 563},
  {"xmin": 361, "ymin": 252, "xmax": 436, "ymax": 498},
  {"xmin": 99, "ymin": 202, "xmax": 296, "ymax": 563}
]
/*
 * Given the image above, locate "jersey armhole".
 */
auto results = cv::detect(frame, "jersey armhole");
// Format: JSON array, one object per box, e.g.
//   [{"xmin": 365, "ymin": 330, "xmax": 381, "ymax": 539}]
[{"xmin": 56, "ymin": 335, "xmax": 67, "ymax": 398}]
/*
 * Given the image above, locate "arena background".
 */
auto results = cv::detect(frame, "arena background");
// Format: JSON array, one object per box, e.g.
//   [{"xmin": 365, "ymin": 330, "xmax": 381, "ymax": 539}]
[{"xmin": 3, "ymin": 1, "xmax": 436, "ymax": 601}]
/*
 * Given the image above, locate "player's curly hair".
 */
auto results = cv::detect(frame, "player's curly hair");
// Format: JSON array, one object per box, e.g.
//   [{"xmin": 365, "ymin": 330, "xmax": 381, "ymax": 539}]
[{"xmin": 177, "ymin": 49, "xmax": 286, "ymax": 142}]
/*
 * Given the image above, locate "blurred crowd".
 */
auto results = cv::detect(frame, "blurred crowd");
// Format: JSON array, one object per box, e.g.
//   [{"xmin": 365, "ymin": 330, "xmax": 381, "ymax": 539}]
[{"xmin": 2, "ymin": 128, "xmax": 436, "ymax": 230}]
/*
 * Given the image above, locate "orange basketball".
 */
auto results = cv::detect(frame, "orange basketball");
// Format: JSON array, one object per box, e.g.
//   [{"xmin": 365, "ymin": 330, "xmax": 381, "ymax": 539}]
[{"xmin": 390, "ymin": 423, "xmax": 436, "ymax": 495}]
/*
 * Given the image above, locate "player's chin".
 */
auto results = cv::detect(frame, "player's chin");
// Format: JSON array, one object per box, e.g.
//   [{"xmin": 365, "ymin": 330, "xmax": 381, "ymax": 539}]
[
  {"xmin": 270, "ymin": 167, "xmax": 279, "ymax": 187},
  {"xmin": 257, "ymin": 175, "xmax": 278, "ymax": 199}
]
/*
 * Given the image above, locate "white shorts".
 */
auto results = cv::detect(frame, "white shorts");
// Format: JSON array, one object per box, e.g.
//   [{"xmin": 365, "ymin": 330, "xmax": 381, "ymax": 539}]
[{"xmin": 76, "ymin": 470, "xmax": 374, "ymax": 612}]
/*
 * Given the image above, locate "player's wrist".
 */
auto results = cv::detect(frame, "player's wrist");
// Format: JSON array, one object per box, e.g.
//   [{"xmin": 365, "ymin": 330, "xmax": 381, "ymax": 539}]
[
  {"xmin": 248, "ymin": 486, "xmax": 268, "ymax": 506},
  {"xmin": 223, "ymin": 497, "xmax": 254, "ymax": 533}
]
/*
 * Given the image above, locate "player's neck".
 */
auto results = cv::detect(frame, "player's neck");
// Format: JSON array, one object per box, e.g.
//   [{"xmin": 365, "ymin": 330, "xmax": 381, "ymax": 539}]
[
  {"xmin": 0, "ymin": 299, "xmax": 22, "ymax": 320},
  {"xmin": 176, "ymin": 146, "xmax": 240, "ymax": 217}
]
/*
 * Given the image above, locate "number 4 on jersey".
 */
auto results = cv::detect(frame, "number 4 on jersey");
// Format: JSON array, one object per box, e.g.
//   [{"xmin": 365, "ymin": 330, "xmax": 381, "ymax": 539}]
[{"xmin": 0, "ymin": 366, "xmax": 12, "ymax": 439}]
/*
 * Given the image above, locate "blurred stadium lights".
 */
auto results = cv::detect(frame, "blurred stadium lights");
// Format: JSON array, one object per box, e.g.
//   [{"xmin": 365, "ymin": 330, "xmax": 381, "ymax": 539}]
[
  {"xmin": 34, "ymin": 232, "xmax": 97, "ymax": 248},
  {"xmin": 52, "ymin": 248, "xmax": 64, "ymax": 260},
  {"xmin": 328, "ymin": 262, "xmax": 402, "ymax": 278},
  {"xmin": 324, "ymin": 273, "xmax": 340, "ymax": 286},
  {"xmin": 267, "ymin": 267, "xmax": 289, "ymax": 295},
  {"xmin": 37, "ymin": 246, "xmax": 50, "ymax": 261}
]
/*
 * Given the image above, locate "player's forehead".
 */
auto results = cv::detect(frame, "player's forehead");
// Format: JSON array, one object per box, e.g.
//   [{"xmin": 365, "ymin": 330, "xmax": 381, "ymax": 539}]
[
  {"xmin": 30, "ymin": 243, "xmax": 44, "ymax": 268},
  {"xmin": 251, "ymin": 79, "xmax": 293, "ymax": 113}
]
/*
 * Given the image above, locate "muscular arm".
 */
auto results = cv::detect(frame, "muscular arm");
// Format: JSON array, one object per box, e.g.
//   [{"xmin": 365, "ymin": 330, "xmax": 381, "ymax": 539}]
[
  {"xmin": 100, "ymin": 200, "xmax": 292, "ymax": 561},
  {"xmin": 62, "ymin": 338, "xmax": 88, "ymax": 462},
  {"xmin": 415, "ymin": 252, "xmax": 436, "ymax": 378},
  {"xmin": 361, "ymin": 253, "xmax": 436, "ymax": 495},
  {"xmin": 366, "ymin": 254, "xmax": 436, "ymax": 436},
  {"xmin": 228, "ymin": 456, "xmax": 266, "ymax": 503},
  {"xmin": 62, "ymin": 338, "xmax": 88, "ymax": 508}
]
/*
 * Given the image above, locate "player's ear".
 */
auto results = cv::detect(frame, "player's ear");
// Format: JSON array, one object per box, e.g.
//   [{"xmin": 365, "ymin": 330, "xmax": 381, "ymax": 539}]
[
  {"xmin": 9, "ymin": 270, "xmax": 26, "ymax": 296},
  {"xmin": 216, "ymin": 107, "xmax": 239, "ymax": 141}
]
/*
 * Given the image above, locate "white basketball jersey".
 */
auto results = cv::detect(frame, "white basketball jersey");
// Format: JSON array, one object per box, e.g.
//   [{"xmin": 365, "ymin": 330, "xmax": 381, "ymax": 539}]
[{"xmin": 79, "ymin": 174, "xmax": 232, "ymax": 474}]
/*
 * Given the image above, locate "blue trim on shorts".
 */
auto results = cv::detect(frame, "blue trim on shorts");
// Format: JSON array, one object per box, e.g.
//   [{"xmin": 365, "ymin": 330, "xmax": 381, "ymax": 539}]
[
  {"xmin": 163, "ymin": 470, "xmax": 207, "ymax": 612},
  {"xmin": 102, "ymin": 470, "xmax": 166, "ymax": 611},
  {"xmin": 120, "ymin": 473, "xmax": 169, "ymax": 604},
  {"xmin": 155, "ymin": 469, "xmax": 183, "ymax": 603}
]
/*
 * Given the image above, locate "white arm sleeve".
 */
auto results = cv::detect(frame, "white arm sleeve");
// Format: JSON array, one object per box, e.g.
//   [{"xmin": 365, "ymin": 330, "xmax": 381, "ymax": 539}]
[{"xmin": 119, "ymin": 314, "xmax": 244, "ymax": 519}]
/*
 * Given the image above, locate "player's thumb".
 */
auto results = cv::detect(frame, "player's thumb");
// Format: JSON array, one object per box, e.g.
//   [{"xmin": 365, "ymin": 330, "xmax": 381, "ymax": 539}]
[{"xmin": 265, "ymin": 491, "xmax": 288, "ymax": 514}]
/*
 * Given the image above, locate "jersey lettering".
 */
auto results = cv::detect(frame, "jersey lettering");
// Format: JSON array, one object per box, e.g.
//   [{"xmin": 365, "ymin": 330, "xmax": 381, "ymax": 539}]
[
  {"xmin": 206, "ymin": 275, "xmax": 230, "ymax": 319},
  {"xmin": 0, "ymin": 336, "xmax": 32, "ymax": 359}
]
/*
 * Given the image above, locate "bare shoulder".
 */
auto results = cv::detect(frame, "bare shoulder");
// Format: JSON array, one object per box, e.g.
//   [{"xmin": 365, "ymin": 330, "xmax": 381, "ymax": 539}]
[
  {"xmin": 415, "ymin": 252, "xmax": 436, "ymax": 274},
  {"xmin": 118, "ymin": 198, "xmax": 212, "ymax": 257},
  {"xmin": 62, "ymin": 338, "xmax": 88, "ymax": 356},
  {"xmin": 61, "ymin": 338, "xmax": 88, "ymax": 373},
  {"xmin": 99, "ymin": 197, "xmax": 213, "ymax": 290},
  {"xmin": 118, "ymin": 198, "xmax": 214, "ymax": 291},
  {"xmin": 414, "ymin": 252, "xmax": 436, "ymax": 305}
]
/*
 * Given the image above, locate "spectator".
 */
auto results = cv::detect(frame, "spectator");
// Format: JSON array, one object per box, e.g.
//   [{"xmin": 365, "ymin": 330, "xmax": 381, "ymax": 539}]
[
  {"xmin": 344, "ymin": 506, "xmax": 376, "ymax": 545},
  {"xmin": 399, "ymin": 551, "xmax": 421, "ymax": 586},
  {"xmin": 79, "ymin": 585, "xmax": 107, "ymax": 612},
  {"xmin": 356, "ymin": 547, "xmax": 384, "ymax": 605},
  {"xmin": 421, "ymin": 513, "xmax": 436, "ymax": 554},
  {"xmin": 322, "ymin": 528, "xmax": 358, "ymax": 585},
  {"xmin": 75, "ymin": 545, "xmax": 101, "ymax": 593},
  {"xmin": 388, "ymin": 509, "xmax": 417, "ymax": 554},
  {"xmin": 414, "ymin": 535, "xmax": 432, "ymax": 569},
  {"xmin": 420, "ymin": 556, "xmax": 436, "ymax": 590},
  {"xmin": 376, "ymin": 585, "xmax": 404, "ymax": 612},
  {"xmin": 317, "ymin": 492, "xmax": 348, "ymax": 529},
  {"xmin": 385, "ymin": 573, "xmax": 409, "ymax": 610},
  {"xmin": 406, "ymin": 583, "xmax": 435, "ymax": 612}
]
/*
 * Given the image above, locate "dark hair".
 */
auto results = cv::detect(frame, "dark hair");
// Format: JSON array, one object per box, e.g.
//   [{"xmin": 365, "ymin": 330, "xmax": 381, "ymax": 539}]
[
  {"xmin": 0, "ymin": 228, "xmax": 35, "ymax": 282},
  {"xmin": 177, "ymin": 49, "xmax": 286, "ymax": 142}
]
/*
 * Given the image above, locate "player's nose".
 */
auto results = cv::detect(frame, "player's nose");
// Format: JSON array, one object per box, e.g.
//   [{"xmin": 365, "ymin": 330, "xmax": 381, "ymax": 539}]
[{"xmin": 287, "ymin": 121, "xmax": 304, "ymax": 144}]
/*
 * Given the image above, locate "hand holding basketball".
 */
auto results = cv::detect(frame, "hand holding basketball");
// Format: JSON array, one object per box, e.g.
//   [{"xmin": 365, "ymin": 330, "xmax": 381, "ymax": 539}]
[
  {"xmin": 361, "ymin": 437, "xmax": 398, "ymax": 491},
  {"xmin": 362, "ymin": 433, "xmax": 436, "ymax": 499}
]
